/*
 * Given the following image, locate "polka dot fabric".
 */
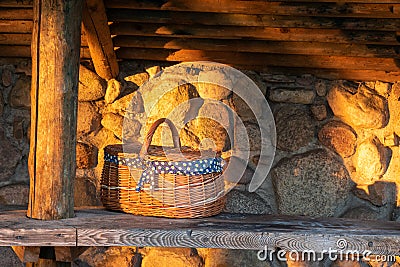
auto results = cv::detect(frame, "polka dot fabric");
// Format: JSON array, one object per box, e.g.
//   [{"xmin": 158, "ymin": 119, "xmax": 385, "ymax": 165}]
[{"xmin": 104, "ymin": 152, "xmax": 224, "ymax": 191}]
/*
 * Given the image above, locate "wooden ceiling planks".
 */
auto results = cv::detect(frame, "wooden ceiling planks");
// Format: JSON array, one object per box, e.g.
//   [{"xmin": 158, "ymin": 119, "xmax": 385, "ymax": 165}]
[{"xmin": 0, "ymin": 0, "xmax": 400, "ymax": 81}]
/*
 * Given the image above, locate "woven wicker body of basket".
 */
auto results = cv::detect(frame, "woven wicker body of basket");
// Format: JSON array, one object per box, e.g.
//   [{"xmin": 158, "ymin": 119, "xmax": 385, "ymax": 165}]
[{"xmin": 101, "ymin": 118, "xmax": 226, "ymax": 218}]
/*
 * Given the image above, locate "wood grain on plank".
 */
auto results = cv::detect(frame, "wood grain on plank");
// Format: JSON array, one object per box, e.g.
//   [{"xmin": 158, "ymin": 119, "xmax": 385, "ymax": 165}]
[
  {"xmin": 0, "ymin": 33, "xmax": 88, "ymax": 46},
  {"xmin": 104, "ymin": 0, "xmax": 400, "ymax": 19},
  {"xmin": 113, "ymin": 36, "xmax": 400, "ymax": 58},
  {"xmin": 0, "ymin": 20, "xmax": 33, "ymax": 33},
  {"xmin": 115, "ymin": 48, "xmax": 400, "ymax": 71},
  {"xmin": 107, "ymin": 9, "xmax": 400, "ymax": 31},
  {"xmin": 0, "ymin": 207, "xmax": 400, "ymax": 255},
  {"xmin": 110, "ymin": 23, "xmax": 400, "ymax": 45},
  {"xmin": 0, "ymin": 8, "xmax": 33, "ymax": 20}
]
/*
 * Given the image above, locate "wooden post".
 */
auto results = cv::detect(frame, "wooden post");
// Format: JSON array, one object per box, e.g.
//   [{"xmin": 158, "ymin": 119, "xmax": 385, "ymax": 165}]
[
  {"xmin": 28, "ymin": 0, "xmax": 83, "ymax": 220},
  {"xmin": 82, "ymin": 0, "xmax": 119, "ymax": 80}
]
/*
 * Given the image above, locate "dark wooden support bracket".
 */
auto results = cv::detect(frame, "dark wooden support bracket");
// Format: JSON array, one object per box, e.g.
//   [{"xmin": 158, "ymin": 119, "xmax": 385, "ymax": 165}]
[
  {"xmin": 82, "ymin": 0, "xmax": 119, "ymax": 80},
  {"xmin": 12, "ymin": 246, "xmax": 40, "ymax": 263}
]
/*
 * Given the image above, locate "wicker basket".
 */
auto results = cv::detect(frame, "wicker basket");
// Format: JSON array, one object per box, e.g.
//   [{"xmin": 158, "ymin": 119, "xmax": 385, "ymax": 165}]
[{"xmin": 101, "ymin": 118, "xmax": 226, "ymax": 218}]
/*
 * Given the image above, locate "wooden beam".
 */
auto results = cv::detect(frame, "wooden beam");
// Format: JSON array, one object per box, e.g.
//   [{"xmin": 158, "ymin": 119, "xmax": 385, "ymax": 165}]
[
  {"xmin": 0, "ymin": 45, "xmax": 91, "ymax": 58},
  {"xmin": 113, "ymin": 36, "xmax": 400, "ymax": 58},
  {"xmin": 104, "ymin": 0, "xmax": 400, "ymax": 19},
  {"xmin": 107, "ymin": 9, "xmax": 400, "ymax": 31},
  {"xmin": 82, "ymin": 0, "xmax": 119, "ymax": 80},
  {"xmin": 115, "ymin": 48, "xmax": 400, "ymax": 71},
  {"xmin": 3, "ymin": 0, "xmax": 398, "ymax": 18},
  {"xmin": 0, "ymin": 0, "xmax": 33, "ymax": 7},
  {"xmin": 1, "ymin": 207, "xmax": 400, "ymax": 256},
  {"xmin": 0, "ymin": 33, "xmax": 88, "ymax": 46},
  {"xmin": 110, "ymin": 23, "xmax": 400, "ymax": 45},
  {"xmin": 255, "ymin": 67, "xmax": 400, "ymax": 83},
  {"xmin": 248, "ymin": 0, "xmax": 400, "ymax": 3},
  {"xmin": 0, "ymin": 8, "xmax": 33, "ymax": 20},
  {"xmin": 0, "ymin": 20, "xmax": 33, "ymax": 33},
  {"xmin": 11, "ymin": 246, "xmax": 40, "ymax": 263},
  {"xmin": 27, "ymin": 0, "xmax": 83, "ymax": 220}
]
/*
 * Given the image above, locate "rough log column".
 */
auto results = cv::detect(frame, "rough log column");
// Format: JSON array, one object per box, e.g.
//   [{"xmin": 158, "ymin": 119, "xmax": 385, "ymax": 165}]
[{"xmin": 28, "ymin": 0, "xmax": 83, "ymax": 220}]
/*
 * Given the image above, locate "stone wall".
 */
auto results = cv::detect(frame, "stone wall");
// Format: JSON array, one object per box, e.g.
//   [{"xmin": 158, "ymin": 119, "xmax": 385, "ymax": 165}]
[{"xmin": 0, "ymin": 58, "xmax": 399, "ymax": 266}]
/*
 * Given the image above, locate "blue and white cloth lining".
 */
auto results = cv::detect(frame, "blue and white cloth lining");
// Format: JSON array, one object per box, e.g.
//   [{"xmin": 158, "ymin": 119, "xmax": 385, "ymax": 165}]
[{"xmin": 104, "ymin": 153, "xmax": 224, "ymax": 191}]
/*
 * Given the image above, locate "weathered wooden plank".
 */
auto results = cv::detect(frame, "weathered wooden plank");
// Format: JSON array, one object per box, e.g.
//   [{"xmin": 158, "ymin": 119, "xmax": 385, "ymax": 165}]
[
  {"xmin": 27, "ymin": 0, "xmax": 83, "ymax": 220},
  {"xmin": 104, "ymin": 0, "xmax": 400, "ymax": 19},
  {"xmin": 0, "ymin": 0, "xmax": 32, "ymax": 7},
  {"xmin": 115, "ymin": 48, "xmax": 400, "ymax": 71},
  {"xmin": 0, "ymin": 45, "xmax": 90, "ymax": 58},
  {"xmin": 113, "ymin": 36, "xmax": 400, "ymax": 58},
  {"xmin": 11, "ymin": 246, "xmax": 40, "ymax": 263},
  {"xmin": 0, "ymin": 211, "xmax": 76, "ymax": 246},
  {"xmin": 0, "ymin": 45, "xmax": 30, "ymax": 57},
  {"xmin": 82, "ymin": 0, "xmax": 119, "ymax": 80},
  {"xmin": 0, "ymin": 8, "xmax": 33, "ymax": 20},
  {"xmin": 0, "ymin": 33, "xmax": 32, "ymax": 45},
  {"xmin": 0, "ymin": 207, "xmax": 399, "ymax": 255},
  {"xmin": 0, "ymin": 33, "xmax": 88, "ymax": 46},
  {"xmin": 107, "ymin": 9, "xmax": 400, "ymax": 31},
  {"xmin": 249, "ymin": 0, "xmax": 400, "ymax": 3},
  {"xmin": 72, "ymin": 209, "xmax": 400, "ymax": 255},
  {"xmin": 255, "ymin": 67, "xmax": 400, "ymax": 82},
  {"xmin": 110, "ymin": 23, "xmax": 400, "ymax": 45},
  {"xmin": 0, "ymin": 20, "xmax": 33, "ymax": 33}
]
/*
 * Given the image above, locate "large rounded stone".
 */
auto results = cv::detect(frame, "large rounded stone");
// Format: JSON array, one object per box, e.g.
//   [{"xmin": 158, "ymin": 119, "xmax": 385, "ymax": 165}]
[
  {"xmin": 242, "ymin": 70, "xmax": 267, "ymax": 95},
  {"xmin": 353, "ymin": 181, "xmax": 396, "ymax": 207},
  {"xmin": 272, "ymin": 149, "xmax": 354, "ymax": 217},
  {"xmin": 124, "ymin": 72, "xmax": 150, "ymax": 88},
  {"xmin": 105, "ymin": 91, "xmax": 145, "ymax": 116},
  {"xmin": 76, "ymin": 247, "xmax": 139, "ymax": 267},
  {"xmin": 142, "ymin": 248, "xmax": 203, "ymax": 267},
  {"xmin": 186, "ymin": 101, "xmax": 232, "ymax": 151},
  {"xmin": 318, "ymin": 121, "xmax": 357, "ymax": 158},
  {"xmin": 101, "ymin": 113, "xmax": 124, "ymax": 139},
  {"xmin": 143, "ymin": 82, "xmax": 198, "ymax": 125},
  {"xmin": 1, "ymin": 66, "xmax": 13, "ymax": 87},
  {"xmin": 353, "ymin": 138, "xmax": 391, "ymax": 184},
  {"xmin": 141, "ymin": 82, "xmax": 197, "ymax": 147},
  {"xmin": 9, "ymin": 74, "xmax": 31, "ymax": 109},
  {"xmin": 77, "ymin": 102, "xmax": 101, "ymax": 136},
  {"xmin": 231, "ymin": 92, "xmax": 257, "ymax": 122},
  {"xmin": 198, "ymin": 248, "xmax": 271, "ymax": 267},
  {"xmin": 0, "ymin": 92, "xmax": 4, "ymax": 117},
  {"xmin": 310, "ymin": 103, "xmax": 327, "ymax": 121},
  {"xmin": 224, "ymin": 189, "xmax": 273, "ymax": 214},
  {"xmin": 275, "ymin": 105, "xmax": 314, "ymax": 152},
  {"xmin": 197, "ymin": 69, "xmax": 233, "ymax": 100},
  {"xmin": 0, "ymin": 248, "xmax": 23, "ymax": 267},
  {"xmin": 327, "ymin": 84, "xmax": 389, "ymax": 129},
  {"xmin": 0, "ymin": 184, "xmax": 29, "ymax": 205},
  {"xmin": 104, "ymin": 78, "xmax": 122, "ymax": 104},
  {"xmin": 341, "ymin": 207, "xmax": 383, "ymax": 221},
  {"xmin": 74, "ymin": 177, "xmax": 100, "ymax": 206},
  {"xmin": 269, "ymin": 88, "xmax": 315, "ymax": 104},
  {"xmin": 0, "ymin": 129, "xmax": 21, "ymax": 181},
  {"xmin": 76, "ymin": 142, "xmax": 98, "ymax": 169},
  {"xmin": 78, "ymin": 65, "xmax": 106, "ymax": 101}
]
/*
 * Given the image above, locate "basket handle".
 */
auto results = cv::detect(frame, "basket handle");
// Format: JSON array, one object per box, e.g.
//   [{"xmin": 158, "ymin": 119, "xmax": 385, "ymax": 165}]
[{"xmin": 139, "ymin": 118, "xmax": 181, "ymax": 157}]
